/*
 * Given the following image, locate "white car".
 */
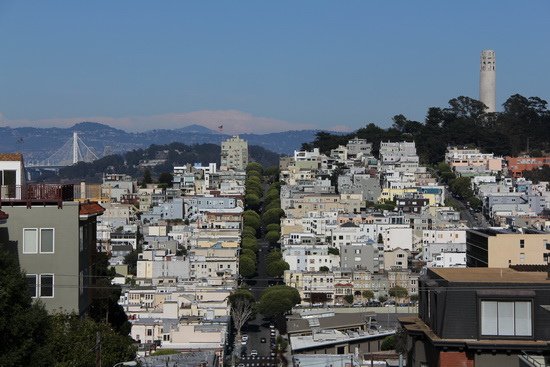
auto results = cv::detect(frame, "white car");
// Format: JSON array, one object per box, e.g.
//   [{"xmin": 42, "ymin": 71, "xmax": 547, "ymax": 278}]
[
  {"xmin": 242, "ymin": 334, "xmax": 249, "ymax": 342},
  {"xmin": 250, "ymin": 350, "xmax": 258, "ymax": 357}
]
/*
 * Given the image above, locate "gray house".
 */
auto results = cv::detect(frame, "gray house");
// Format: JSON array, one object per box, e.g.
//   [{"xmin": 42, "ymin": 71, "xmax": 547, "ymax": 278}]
[{"xmin": 0, "ymin": 182, "xmax": 103, "ymax": 315}]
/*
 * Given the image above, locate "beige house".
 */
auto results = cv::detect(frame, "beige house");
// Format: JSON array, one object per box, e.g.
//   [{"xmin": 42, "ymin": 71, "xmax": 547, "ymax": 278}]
[{"xmin": 220, "ymin": 135, "xmax": 248, "ymax": 171}]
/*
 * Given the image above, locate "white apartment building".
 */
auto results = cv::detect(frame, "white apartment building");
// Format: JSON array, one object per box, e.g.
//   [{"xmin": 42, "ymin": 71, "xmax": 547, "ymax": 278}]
[{"xmin": 283, "ymin": 245, "xmax": 340, "ymax": 272}]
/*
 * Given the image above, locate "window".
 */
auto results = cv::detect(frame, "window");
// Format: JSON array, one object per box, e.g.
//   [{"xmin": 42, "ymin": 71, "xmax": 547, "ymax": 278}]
[
  {"xmin": 40, "ymin": 228, "xmax": 54, "ymax": 253},
  {"xmin": 481, "ymin": 301, "xmax": 532, "ymax": 336},
  {"xmin": 40, "ymin": 274, "xmax": 54, "ymax": 298},
  {"xmin": 26, "ymin": 274, "xmax": 37, "ymax": 298},
  {"xmin": 23, "ymin": 228, "xmax": 38, "ymax": 254},
  {"xmin": 520, "ymin": 239, "xmax": 525, "ymax": 248}
]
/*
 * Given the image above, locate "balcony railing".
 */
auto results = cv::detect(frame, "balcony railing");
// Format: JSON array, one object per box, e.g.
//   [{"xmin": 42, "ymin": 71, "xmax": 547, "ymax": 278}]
[{"xmin": 0, "ymin": 184, "xmax": 74, "ymax": 208}]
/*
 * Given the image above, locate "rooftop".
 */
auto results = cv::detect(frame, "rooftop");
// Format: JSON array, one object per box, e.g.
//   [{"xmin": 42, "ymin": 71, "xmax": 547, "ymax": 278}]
[
  {"xmin": 400, "ymin": 316, "xmax": 550, "ymax": 348},
  {"xmin": 429, "ymin": 268, "xmax": 550, "ymax": 284},
  {"xmin": 0, "ymin": 153, "xmax": 23, "ymax": 161}
]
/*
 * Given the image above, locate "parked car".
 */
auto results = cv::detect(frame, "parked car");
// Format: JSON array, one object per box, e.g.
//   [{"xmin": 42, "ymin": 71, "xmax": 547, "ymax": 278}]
[
  {"xmin": 250, "ymin": 350, "xmax": 258, "ymax": 357},
  {"xmin": 261, "ymin": 337, "xmax": 266, "ymax": 343},
  {"xmin": 242, "ymin": 334, "xmax": 248, "ymax": 342},
  {"xmin": 366, "ymin": 301, "xmax": 381, "ymax": 307},
  {"xmin": 352, "ymin": 302, "xmax": 364, "ymax": 307}
]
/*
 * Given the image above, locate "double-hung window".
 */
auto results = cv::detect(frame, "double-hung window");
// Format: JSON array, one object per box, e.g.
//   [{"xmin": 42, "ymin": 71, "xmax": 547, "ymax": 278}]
[
  {"xmin": 40, "ymin": 228, "xmax": 54, "ymax": 253},
  {"xmin": 23, "ymin": 228, "xmax": 38, "ymax": 254},
  {"xmin": 23, "ymin": 228, "xmax": 55, "ymax": 254},
  {"xmin": 40, "ymin": 274, "xmax": 54, "ymax": 298},
  {"xmin": 481, "ymin": 300, "xmax": 532, "ymax": 337},
  {"xmin": 26, "ymin": 274, "xmax": 38, "ymax": 298}
]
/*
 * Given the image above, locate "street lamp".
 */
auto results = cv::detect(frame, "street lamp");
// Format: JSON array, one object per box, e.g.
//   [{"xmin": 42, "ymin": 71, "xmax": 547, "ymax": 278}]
[{"xmin": 113, "ymin": 361, "xmax": 138, "ymax": 367}]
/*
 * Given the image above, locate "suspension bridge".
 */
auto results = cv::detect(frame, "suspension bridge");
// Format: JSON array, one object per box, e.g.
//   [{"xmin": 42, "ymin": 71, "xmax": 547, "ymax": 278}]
[{"xmin": 26, "ymin": 132, "xmax": 99, "ymax": 168}]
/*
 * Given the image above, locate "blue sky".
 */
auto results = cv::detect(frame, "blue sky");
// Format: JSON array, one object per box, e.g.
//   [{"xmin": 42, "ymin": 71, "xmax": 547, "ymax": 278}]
[{"xmin": 0, "ymin": 0, "xmax": 548, "ymax": 133}]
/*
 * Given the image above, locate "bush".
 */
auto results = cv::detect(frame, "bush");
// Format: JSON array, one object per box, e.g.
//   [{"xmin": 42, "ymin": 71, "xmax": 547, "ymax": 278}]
[
  {"xmin": 319, "ymin": 266, "xmax": 329, "ymax": 272},
  {"xmin": 381, "ymin": 335, "xmax": 396, "ymax": 351}
]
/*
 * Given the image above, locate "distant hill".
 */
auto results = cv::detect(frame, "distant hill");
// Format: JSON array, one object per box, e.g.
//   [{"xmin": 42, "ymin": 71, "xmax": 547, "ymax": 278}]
[
  {"xmin": 54, "ymin": 141, "xmax": 280, "ymax": 182},
  {"xmin": 0, "ymin": 122, "xmax": 328, "ymax": 162}
]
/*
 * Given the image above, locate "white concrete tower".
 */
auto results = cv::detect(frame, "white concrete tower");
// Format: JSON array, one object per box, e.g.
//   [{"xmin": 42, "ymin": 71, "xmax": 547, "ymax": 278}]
[{"xmin": 479, "ymin": 49, "xmax": 496, "ymax": 112}]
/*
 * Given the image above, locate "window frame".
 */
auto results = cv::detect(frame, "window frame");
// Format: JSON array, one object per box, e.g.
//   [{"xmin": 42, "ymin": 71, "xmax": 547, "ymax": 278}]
[
  {"xmin": 479, "ymin": 299, "xmax": 533, "ymax": 339},
  {"xmin": 39, "ymin": 273, "xmax": 55, "ymax": 298},
  {"xmin": 39, "ymin": 228, "xmax": 55, "ymax": 254},
  {"xmin": 23, "ymin": 228, "xmax": 39, "ymax": 254},
  {"xmin": 26, "ymin": 274, "xmax": 38, "ymax": 298}
]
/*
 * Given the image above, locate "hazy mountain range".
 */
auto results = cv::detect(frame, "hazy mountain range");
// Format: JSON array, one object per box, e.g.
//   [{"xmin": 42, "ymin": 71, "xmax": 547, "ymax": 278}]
[{"xmin": 0, "ymin": 122, "xmax": 328, "ymax": 162}]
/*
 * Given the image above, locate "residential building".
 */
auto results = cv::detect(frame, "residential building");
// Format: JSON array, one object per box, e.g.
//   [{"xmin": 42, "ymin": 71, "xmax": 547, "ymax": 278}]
[
  {"xmin": 400, "ymin": 267, "xmax": 550, "ymax": 367},
  {"xmin": 220, "ymin": 135, "xmax": 248, "ymax": 171},
  {"xmin": 1, "ymin": 179, "xmax": 104, "ymax": 315}
]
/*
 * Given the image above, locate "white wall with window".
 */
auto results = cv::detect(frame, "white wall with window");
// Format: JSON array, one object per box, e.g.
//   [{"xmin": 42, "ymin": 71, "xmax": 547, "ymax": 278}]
[{"xmin": 481, "ymin": 300, "xmax": 532, "ymax": 337}]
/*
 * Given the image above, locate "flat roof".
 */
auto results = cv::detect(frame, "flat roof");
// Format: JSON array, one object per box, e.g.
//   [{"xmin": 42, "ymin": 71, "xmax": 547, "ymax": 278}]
[{"xmin": 429, "ymin": 268, "xmax": 550, "ymax": 284}]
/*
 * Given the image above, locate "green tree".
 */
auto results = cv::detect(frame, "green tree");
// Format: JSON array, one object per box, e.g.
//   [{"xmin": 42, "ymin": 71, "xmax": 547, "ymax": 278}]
[
  {"xmin": 0, "ymin": 250, "xmax": 52, "ymax": 366},
  {"xmin": 242, "ymin": 226, "xmax": 257, "ymax": 238},
  {"xmin": 319, "ymin": 266, "xmax": 329, "ymax": 272},
  {"xmin": 142, "ymin": 168, "xmax": 152, "ymax": 187},
  {"xmin": 265, "ymin": 230, "xmax": 280, "ymax": 245},
  {"xmin": 49, "ymin": 314, "xmax": 136, "ymax": 366},
  {"xmin": 266, "ymin": 249, "xmax": 283, "ymax": 263},
  {"xmin": 243, "ymin": 215, "xmax": 261, "ymax": 231},
  {"xmin": 343, "ymin": 294, "xmax": 354, "ymax": 304},
  {"xmin": 264, "ymin": 200, "xmax": 281, "ymax": 211},
  {"xmin": 241, "ymin": 238, "xmax": 259, "ymax": 253},
  {"xmin": 245, "ymin": 193, "xmax": 261, "ymax": 209},
  {"xmin": 378, "ymin": 295, "xmax": 388, "ymax": 303},
  {"xmin": 327, "ymin": 247, "xmax": 339, "ymax": 255},
  {"xmin": 123, "ymin": 250, "xmax": 139, "ymax": 276},
  {"xmin": 266, "ymin": 223, "xmax": 281, "ymax": 233},
  {"xmin": 262, "ymin": 208, "xmax": 285, "ymax": 226},
  {"xmin": 241, "ymin": 248, "xmax": 256, "ymax": 259},
  {"xmin": 450, "ymin": 176, "xmax": 474, "ymax": 199},
  {"xmin": 266, "ymin": 260, "xmax": 289, "ymax": 278},
  {"xmin": 246, "ymin": 162, "xmax": 263, "ymax": 175},
  {"xmin": 243, "ymin": 210, "xmax": 261, "ymax": 230},
  {"xmin": 362, "ymin": 290, "xmax": 375, "ymax": 300},
  {"xmin": 157, "ymin": 172, "xmax": 173, "ymax": 187},
  {"xmin": 257, "ymin": 286, "xmax": 301, "ymax": 318},
  {"xmin": 239, "ymin": 256, "xmax": 256, "ymax": 278},
  {"xmin": 389, "ymin": 286, "xmax": 408, "ymax": 299}
]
